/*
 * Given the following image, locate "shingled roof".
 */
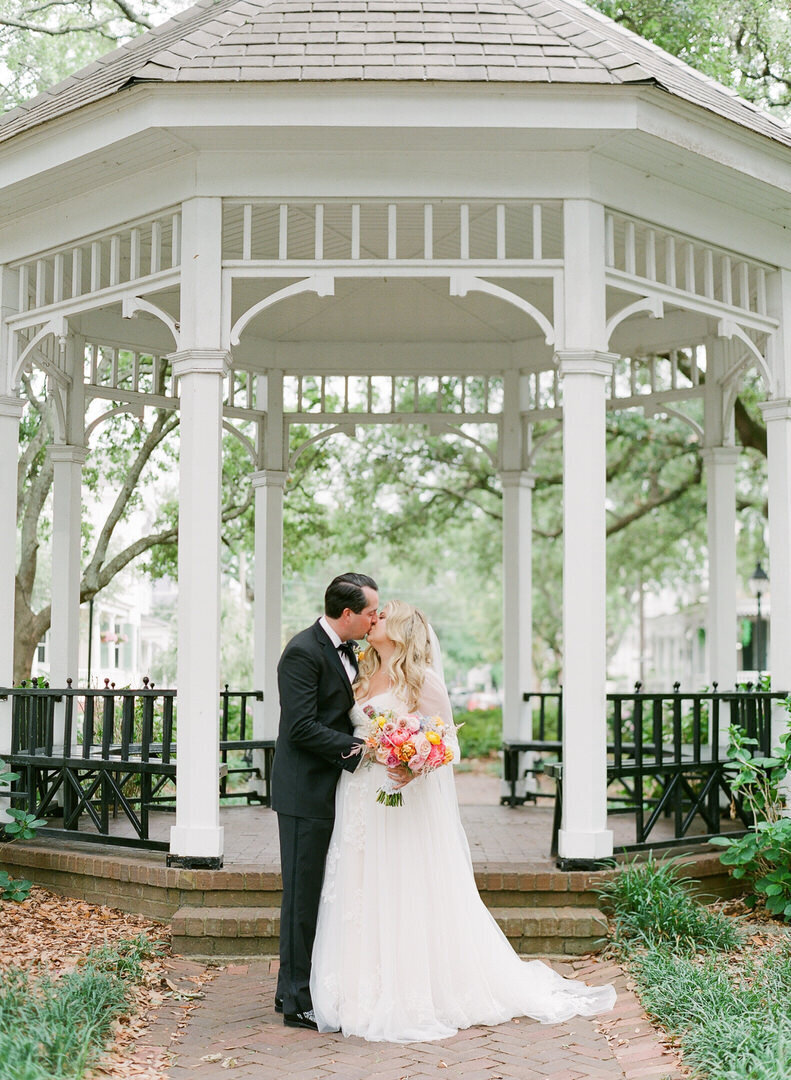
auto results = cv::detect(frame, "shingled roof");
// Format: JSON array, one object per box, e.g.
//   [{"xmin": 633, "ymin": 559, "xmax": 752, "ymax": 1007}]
[{"xmin": 2, "ymin": 0, "xmax": 790, "ymax": 149}]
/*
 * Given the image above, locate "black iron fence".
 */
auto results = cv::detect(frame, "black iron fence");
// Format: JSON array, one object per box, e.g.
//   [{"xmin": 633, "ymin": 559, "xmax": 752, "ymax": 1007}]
[
  {"xmin": 505, "ymin": 684, "xmax": 787, "ymax": 853},
  {"xmin": 0, "ymin": 681, "xmax": 270, "ymax": 852}
]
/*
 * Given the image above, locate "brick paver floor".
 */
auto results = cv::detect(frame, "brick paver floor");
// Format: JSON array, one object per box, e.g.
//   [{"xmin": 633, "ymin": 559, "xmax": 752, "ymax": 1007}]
[{"xmin": 129, "ymin": 955, "xmax": 684, "ymax": 1080}]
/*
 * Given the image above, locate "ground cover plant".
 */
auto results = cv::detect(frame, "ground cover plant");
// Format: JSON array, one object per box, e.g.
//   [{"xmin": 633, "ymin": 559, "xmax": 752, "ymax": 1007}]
[
  {"xmin": 597, "ymin": 857, "xmax": 791, "ymax": 1079},
  {"xmin": 0, "ymin": 886, "xmax": 173, "ymax": 1080},
  {"xmin": 0, "ymin": 936, "xmax": 160, "ymax": 1080}
]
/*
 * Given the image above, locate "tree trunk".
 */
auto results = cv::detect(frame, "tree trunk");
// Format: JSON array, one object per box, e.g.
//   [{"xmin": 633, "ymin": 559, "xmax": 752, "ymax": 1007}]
[{"xmin": 13, "ymin": 587, "xmax": 50, "ymax": 685}]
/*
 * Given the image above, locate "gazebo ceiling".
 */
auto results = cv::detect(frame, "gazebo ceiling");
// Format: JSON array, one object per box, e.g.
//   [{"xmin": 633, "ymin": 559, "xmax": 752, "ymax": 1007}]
[{"xmin": 1, "ymin": 0, "xmax": 789, "ymax": 151}]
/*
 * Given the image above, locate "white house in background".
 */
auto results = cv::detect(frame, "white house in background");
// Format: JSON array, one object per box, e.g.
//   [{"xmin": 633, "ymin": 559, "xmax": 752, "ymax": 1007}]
[
  {"xmin": 31, "ymin": 577, "xmax": 175, "ymax": 687},
  {"xmin": 609, "ymin": 589, "xmax": 772, "ymax": 691}
]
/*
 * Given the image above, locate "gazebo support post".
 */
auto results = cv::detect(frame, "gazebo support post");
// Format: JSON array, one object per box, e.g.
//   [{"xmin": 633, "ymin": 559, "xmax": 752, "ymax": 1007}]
[
  {"xmin": 702, "ymin": 445, "xmax": 739, "ymax": 696},
  {"xmin": 556, "ymin": 199, "xmax": 615, "ymax": 867},
  {"xmin": 0, "ymin": 394, "xmax": 24, "ymax": 807},
  {"xmin": 48, "ymin": 444, "xmax": 86, "ymax": 757},
  {"xmin": 762, "ymin": 267, "xmax": 791, "ymax": 752},
  {"xmin": 500, "ymin": 371, "xmax": 534, "ymax": 800},
  {"xmin": 702, "ymin": 343, "xmax": 738, "ymax": 709},
  {"xmin": 761, "ymin": 398, "xmax": 791, "ymax": 745},
  {"xmin": 168, "ymin": 197, "xmax": 228, "ymax": 868},
  {"xmin": 251, "ymin": 374, "xmax": 287, "ymax": 795},
  {"xmin": 49, "ymin": 335, "xmax": 87, "ymax": 707}
]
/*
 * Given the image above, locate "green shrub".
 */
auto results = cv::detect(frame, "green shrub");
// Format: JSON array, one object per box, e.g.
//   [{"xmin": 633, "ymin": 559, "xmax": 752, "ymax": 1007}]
[
  {"xmin": 0, "ymin": 763, "xmax": 46, "ymax": 902},
  {"xmin": 595, "ymin": 855, "xmax": 741, "ymax": 953},
  {"xmin": 712, "ymin": 715, "xmax": 791, "ymax": 919},
  {"xmin": 455, "ymin": 708, "xmax": 502, "ymax": 758}
]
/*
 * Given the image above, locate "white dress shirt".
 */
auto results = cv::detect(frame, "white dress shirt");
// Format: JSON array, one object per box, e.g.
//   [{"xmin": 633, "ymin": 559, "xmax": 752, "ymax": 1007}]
[{"xmin": 319, "ymin": 616, "xmax": 356, "ymax": 683}]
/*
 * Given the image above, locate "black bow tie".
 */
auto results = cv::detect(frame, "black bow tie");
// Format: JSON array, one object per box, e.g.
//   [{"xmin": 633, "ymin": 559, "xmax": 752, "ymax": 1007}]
[{"xmin": 337, "ymin": 641, "xmax": 358, "ymax": 668}]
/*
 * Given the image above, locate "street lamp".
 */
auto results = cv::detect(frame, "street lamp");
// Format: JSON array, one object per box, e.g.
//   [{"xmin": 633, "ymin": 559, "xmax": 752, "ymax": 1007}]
[{"xmin": 748, "ymin": 562, "xmax": 770, "ymax": 682}]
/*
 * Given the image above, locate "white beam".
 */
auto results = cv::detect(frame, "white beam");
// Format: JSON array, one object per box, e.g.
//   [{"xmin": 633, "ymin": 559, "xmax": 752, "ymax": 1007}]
[
  {"xmin": 761, "ymin": 399, "xmax": 791, "ymax": 743},
  {"xmin": 0, "ymin": 396, "xmax": 23, "ymax": 785},
  {"xmin": 701, "ymin": 447, "xmax": 739, "ymax": 695},
  {"xmin": 169, "ymin": 196, "xmax": 228, "ymax": 865},
  {"xmin": 556, "ymin": 198, "xmax": 614, "ymax": 863},
  {"xmin": 48, "ymin": 445, "xmax": 87, "ymax": 689}
]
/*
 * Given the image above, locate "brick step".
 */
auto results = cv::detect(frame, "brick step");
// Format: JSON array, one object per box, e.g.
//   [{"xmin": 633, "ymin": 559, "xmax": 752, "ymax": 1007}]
[{"xmin": 171, "ymin": 904, "xmax": 609, "ymax": 958}]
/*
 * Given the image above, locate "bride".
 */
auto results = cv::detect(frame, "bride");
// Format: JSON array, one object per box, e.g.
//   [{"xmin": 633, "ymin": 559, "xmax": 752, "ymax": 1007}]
[{"xmin": 310, "ymin": 599, "xmax": 616, "ymax": 1043}]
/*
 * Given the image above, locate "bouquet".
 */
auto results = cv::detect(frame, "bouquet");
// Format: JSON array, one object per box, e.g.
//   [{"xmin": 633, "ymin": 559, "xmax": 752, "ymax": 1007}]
[{"xmin": 361, "ymin": 704, "xmax": 456, "ymax": 806}]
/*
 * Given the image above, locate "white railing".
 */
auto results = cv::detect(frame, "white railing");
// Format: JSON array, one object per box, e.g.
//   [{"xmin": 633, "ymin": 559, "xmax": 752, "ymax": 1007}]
[
  {"xmin": 526, "ymin": 351, "xmax": 706, "ymax": 414},
  {"xmin": 282, "ymin": 373, "xmax": 505, "ymax": 417},
  {"xmin": 605, "ymin": 211, "xmax": 769, "ymax": 316},
  {"xmin": 12, "ymin": 210, "xmax": 181, "ymax": 314},
  {"xmin": 222, "ymin": 201, "xmax": 562, "ymax": 264}
]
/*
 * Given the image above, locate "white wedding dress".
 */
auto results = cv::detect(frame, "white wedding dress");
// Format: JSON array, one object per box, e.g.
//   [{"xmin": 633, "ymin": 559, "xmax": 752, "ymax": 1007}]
[{"xmin": 310, "ymin": 670, "xmax": 616, "ymax": 1043}]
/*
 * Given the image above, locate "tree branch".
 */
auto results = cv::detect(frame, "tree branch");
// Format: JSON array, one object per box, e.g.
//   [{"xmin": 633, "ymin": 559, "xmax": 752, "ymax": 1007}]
[{"xmin": 83, "ymin": 410, "xmax": 178, "ymax": 591}]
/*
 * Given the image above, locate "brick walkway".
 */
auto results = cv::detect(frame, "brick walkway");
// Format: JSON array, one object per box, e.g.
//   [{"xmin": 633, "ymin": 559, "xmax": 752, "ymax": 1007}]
[{"xmin": 130, "ymin": 955, "xmax": 684, "ymax": 1080}]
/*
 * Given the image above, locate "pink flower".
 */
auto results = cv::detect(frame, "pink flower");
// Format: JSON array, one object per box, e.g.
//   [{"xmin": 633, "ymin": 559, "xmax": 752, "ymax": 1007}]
[
  {"xmin": 375, "ymin": 745, "xmax": 391, "ymax": 765},
  {"xmin": 407, "ymin": 732, "xmax": 431, "ymax": 772},
  {"xmin": 381, "ymin": 722, "xmax": 399, "ymax": 748},
  {"xmin": 426, "ymin": 742, "xmax": 446, "ymax": 769},
  {"xmin": 386, "ymin": 751, "xmax": 399, "ymax": 767},
  {"xmin": 400, "ymin": 714, "xmax": 421, "ymax": 735}
]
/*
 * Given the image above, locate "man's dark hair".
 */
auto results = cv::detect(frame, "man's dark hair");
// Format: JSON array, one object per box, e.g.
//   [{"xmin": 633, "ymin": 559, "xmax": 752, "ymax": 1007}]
[{"xmin": 325, "ymin": 573, "xmax": 378, "ymax": 618}]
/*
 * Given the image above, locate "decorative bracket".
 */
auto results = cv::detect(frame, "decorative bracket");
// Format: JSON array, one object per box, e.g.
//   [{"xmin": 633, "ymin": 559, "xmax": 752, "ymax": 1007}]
[
  {"xmin": 288, "ymin": 420, "xmax": 356, "ymax": 471},
  {"xmin": 449, "ymin": 274, "xmax": 555, "ymax": 346},
  {"xmin": 231, "ymin": 274, "xmax": 336, "ymax": 347},
  {"xmin": 718, "ymin": 319, "xmax": 771, "ymax": 389},
  {"xmin": 11, "ymin": 315, "xmax": 71, "ymax": 389},
  {"xmin": 606, "ymin": 295, "xmax": 664, "ymax": 345},
  {"xmin": 122, "ymin": 296, "xmax": 180, "ymax": 347}
]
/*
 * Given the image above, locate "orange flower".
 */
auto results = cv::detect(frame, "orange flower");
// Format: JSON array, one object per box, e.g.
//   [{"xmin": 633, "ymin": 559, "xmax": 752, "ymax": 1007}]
[
  {"xmin": 443, "ymin": 747, "xmax": 454, "ymax": 764},
  {"xmin": 398, "ymin": 742, "xmax": 416, "ymax": 763}
]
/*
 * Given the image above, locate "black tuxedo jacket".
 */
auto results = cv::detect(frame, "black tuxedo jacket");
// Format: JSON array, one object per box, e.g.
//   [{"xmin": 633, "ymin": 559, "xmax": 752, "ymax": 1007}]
[{"xmin": 271, "ymin": 620, "xmax": 363, "ymax": 819}]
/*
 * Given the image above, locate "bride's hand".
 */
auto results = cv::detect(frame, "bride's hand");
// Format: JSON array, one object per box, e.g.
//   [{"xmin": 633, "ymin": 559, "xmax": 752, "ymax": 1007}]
[{"xmin": 386, "ymin": 764, "xmax": 417, "ymax": 790}]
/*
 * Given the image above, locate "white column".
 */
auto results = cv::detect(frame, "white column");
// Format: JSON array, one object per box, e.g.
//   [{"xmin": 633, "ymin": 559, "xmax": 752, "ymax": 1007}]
[
  {"xmin": 556, "ymin": 198, "xmax": 614, "ymax": 863},
  {"xmin": 701, "ymin": 447, "xmax": 739, "ymax": 694},
  {"xmin": 169, "ymin": 196, "xmax": 228, "ymax": 865},
  {"xmin": 760, "ymin": 400, "xmax": 791, "ymax": 743},
  {"xmin": 500, "ymin": 468, "xmax": 534, "ymax": 799},
  {"xmin": 251, "ymin": 467, "xmax": 287, "ymax": 793},
  {"xmin": 0, "ymin": 396, "xmax": 23, "ymax": 775},
  {"xmin": 48, "ymin": 446, "xmax": 87, "ymax": 689}
]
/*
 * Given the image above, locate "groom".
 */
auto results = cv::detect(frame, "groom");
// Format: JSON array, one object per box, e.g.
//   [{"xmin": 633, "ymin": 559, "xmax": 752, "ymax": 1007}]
[{"xmin": 272, "ymin": 572, "xmax": 379, "ymax": 1030}]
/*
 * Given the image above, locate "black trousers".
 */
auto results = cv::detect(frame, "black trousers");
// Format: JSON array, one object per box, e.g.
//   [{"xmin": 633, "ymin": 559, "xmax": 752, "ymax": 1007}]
[{"xmin": 276, "ymin": 812, "xmax": 335, "ymax": 1015}]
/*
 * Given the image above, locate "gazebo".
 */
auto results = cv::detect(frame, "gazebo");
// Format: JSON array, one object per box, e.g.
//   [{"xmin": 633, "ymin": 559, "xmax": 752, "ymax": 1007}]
[{"xmin": 1, "ymin": 0, "xmax": 791, "ymax": 870}]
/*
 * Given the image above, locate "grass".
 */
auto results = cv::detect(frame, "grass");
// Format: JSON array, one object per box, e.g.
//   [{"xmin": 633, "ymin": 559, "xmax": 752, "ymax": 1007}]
[
  {"xmin": 601, "ymin": 857, "xmax": 791, "ymax": 1079},
  {"xmin": 595, "ymin": 856, "xmax": 742, "ymax": 953},
  {"xmin": 0, "ymin": 935, "xmax": 162, "ymax": 1080},
  {"xmin": 632, "ymin": 942, "xmax": 791, "ymax": 1079}
]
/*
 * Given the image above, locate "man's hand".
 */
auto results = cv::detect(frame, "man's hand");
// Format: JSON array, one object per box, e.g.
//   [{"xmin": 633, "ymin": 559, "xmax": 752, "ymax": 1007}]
[{"xmin": 386, "ymin": 764, "xmax": 416, "ymax": 791}]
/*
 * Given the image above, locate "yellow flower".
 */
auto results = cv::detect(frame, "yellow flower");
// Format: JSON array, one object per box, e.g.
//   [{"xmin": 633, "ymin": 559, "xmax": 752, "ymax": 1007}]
[
  {"xmin": 426, "ymin": 731, "xmax": 441, "ymax": 745},
  {"xmin": 444, "ymin": 748, "xmax": 454, "ymax": 764},
  {"xmin": 378, "ymin": 717, "xmax": 386, "ymax": 728}
]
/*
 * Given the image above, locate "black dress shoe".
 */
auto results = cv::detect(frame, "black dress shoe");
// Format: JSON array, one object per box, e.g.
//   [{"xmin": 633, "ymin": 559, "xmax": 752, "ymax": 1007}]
[
  {"xmin": 283, "ymin": 1009, "xmax": 319, "ymax": 1031},
  {"xmin": 274, "ymin": 997, "xmax": 283, "ymax": 1013}
]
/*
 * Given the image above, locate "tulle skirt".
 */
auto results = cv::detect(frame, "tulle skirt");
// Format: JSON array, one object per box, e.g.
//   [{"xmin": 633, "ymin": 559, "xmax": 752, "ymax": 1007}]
[{"xmin": 310, "ymin": 759, "xmax": 616, "ymax": 1043}]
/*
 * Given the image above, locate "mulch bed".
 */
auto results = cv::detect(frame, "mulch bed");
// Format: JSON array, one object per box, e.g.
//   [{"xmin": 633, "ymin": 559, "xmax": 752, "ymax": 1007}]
[{"xmin": 0, "ymin": 884, "xmax": 215, "ymax": 1080}]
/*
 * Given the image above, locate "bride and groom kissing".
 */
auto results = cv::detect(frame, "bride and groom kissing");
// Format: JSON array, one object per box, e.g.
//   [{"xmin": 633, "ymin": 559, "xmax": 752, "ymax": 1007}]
[{"xmin": 271, "ymin": 572, "xmax": 616, "ymax": 1043}]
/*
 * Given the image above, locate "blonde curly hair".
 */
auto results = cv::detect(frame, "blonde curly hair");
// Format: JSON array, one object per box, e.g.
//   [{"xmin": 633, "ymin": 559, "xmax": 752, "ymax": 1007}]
[{"xmin": 355, "ymin": 599, "xmax": 433, "ymax": 711}]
